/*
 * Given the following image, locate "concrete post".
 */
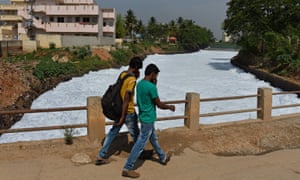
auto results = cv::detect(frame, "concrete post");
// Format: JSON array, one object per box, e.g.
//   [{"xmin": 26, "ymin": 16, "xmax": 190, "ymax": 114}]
[
  {"xmin": 257, "ymin": 88, "xmax": 272, "ymax": 120},
  {"xmin": 87, "ymin": 96, "xmax": 105, "ymax": 142},
  {"xmin": 184, "ymin": 92, "xmax": 200, "ymax": 130}
]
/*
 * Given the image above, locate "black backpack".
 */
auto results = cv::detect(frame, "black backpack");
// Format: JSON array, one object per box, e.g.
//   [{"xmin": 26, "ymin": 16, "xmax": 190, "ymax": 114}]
[{"xmin": 101, "ymin": 72, "xmax": 133, "ymax": 122}]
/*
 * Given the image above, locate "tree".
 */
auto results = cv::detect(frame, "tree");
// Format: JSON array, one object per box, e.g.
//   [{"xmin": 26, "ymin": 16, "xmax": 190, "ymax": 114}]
[
  {"xmin": 168, "ymin": 20, "xmax": 178, "ymax": 37},
  {"xmin": 135, "ymin": 20, "xmax": 146, "ymax": 38},
  {"xmin": 115, "ymin": 14, "xmax": 126, "ymax": 38},
  {"xmin": 180, "ymin": 24, "xmax": 213, "ymax": 51},
  {"xmin": 223, "ymin": 0, "xmax": 300, "ymax": 55},
  {"xmin": 125, "ymin": 9, "xmax": 137, "ymax": 39},
  {"xmin": 147, "ymin": 16, "xmax": 157, "ymax": 40}
]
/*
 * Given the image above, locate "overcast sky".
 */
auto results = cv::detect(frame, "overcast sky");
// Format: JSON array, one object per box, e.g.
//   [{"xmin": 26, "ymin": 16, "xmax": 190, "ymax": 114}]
[
  {"xmin": 0, "ymin": 0, "xmax": 230, "ymax": 40},
  {"xmin": 98, "ymin": 0, "xmax": 230, "ymax": 40}
]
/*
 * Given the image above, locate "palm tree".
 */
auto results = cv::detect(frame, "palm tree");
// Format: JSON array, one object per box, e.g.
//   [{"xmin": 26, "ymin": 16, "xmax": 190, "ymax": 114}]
[{"xmin": 125, "ymin": 9, "xmax": 137, "ymax": 40}]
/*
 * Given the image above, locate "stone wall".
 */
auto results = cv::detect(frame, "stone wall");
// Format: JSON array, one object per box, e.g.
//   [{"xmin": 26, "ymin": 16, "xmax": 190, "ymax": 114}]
[
  {"xmin": 0, "ymin": 40, "xmax": 22, "ymax": 57},
  {"xmin": 36, "ymin": 34, "xmax": 62, "ymax": 48},
  {"xmin": 231, "ymin": 58, "xmax": 300, "ymax": 95}
]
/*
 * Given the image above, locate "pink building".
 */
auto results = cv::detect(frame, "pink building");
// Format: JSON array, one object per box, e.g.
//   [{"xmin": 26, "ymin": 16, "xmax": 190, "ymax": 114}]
[{"xmin": 0, "ymin": 0, "xmax": 116, "ymax": 48}]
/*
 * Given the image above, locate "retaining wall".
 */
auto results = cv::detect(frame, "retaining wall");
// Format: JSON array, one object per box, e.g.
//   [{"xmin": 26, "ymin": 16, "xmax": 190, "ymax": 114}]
[{"xmin": 231, "ymin": 58, "xmax": 300, "ymax": 94}]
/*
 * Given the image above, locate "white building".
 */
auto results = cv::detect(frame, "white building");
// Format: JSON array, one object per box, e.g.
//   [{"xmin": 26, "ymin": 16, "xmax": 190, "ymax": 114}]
[{"xmin": 0, "ymin": 0, "xmax": 116, "ymax": 49}]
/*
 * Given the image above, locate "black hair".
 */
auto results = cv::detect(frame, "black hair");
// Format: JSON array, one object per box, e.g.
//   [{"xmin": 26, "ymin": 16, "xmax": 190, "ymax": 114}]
[
  {"xmin": 129, "ymin": 57, "xmax": 143, "ymax": 69},
  {"xmin": 145, "ymin": 64, "xmax": 160, "ymax": 76}
]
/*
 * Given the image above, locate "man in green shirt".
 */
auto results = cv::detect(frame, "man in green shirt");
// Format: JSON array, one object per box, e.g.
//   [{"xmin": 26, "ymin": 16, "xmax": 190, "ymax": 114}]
[{"xmin": 122, "ymin": 64, "xmax": 175, "ymax": 178}]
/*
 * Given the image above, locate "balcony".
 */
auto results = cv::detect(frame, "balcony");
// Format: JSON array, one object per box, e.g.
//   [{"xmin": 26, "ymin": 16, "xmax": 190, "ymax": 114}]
[
  {"xmin": 0, "ymin": 25, "xmax": 13, "ymax": 31},
  {"xmin": 33, "ymin": 22, "xmax": 99, "ymax": 33},
  {"xmin": 102, "ymin": 25, "xmax": 114, "ymax": 33},
  {"xmin": 102, "ymin": 8, "xmax": 115, "ymax": 19},
  {"xmin": 33, "ymin": 5, "xmax": 99, "ymax": 15},
  {"xmin": 0, "ymin": 5, "xmax": 21, "ymax": 10},
  {"xmin": 11, "ymin": 0, "xmax": 27, "ymax": 2},
  {"xmin": 0, "ymin": 15, "xmax": 23, "ymax": 21},
  {"xmin": 60, "ymin": 0, "xmax": 95, "ymax": 5}
]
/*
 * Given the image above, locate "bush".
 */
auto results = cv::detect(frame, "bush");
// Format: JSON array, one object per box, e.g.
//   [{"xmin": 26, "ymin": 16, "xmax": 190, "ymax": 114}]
[
  {"xmin": 72, "ymin": 46, "xmax": 91, "ymax": 59},
  {"xmin": 33, "ymin": 59, "xmax": 77, "ymax": 80},
  {"xmin": 75, "ymin": 56, "xmax": 109, "ymax": 73},
  {"xmin": 110, "ymin": 49, "xmax": 132, "ymax": 66}
]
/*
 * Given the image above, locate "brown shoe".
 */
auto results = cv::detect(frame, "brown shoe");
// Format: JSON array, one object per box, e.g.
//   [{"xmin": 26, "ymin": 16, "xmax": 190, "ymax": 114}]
[
  {"xmin": 95, "ymin": 158, "xmax": 109, "ymax": 166},
  {"xmin": 160, "ymin": 151, "xmax": 172, "ymax": 165},
  {"xmin": 122, "ymin": 170, "xmax": 140, "ymax": 178}
]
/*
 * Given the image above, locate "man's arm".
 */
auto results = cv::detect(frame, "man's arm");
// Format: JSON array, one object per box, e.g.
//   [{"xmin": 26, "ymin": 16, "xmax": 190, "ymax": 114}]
[
  {"xmin": 116, "ymin": 91, "xmax": 132, "ymax": 126},
  {"xmin": 154, "ymin": 97, "xmax": 175, "ymax": 111}
]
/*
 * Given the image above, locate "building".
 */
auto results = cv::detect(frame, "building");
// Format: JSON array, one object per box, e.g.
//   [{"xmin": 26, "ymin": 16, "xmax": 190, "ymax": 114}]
[{"xmin": 0, "ymin": 0, "xmax": 116, "ymax": 50}]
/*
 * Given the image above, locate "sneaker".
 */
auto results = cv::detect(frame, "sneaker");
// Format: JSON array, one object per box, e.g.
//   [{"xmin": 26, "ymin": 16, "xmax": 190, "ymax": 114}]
[
  {"xmin": 160, "ymin": 151, "xmax": 172, "ymax": 165},
  {"xmin": 122, "ymin": 170, "xmax": 140, "ymax": 178},
  {"xmin": 95, "ymin": 158, "xmax": 109, "ymax": 166}
]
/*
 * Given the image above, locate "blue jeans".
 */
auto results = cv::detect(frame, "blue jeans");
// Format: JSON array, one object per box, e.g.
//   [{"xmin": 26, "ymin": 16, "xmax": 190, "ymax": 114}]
[
  {"xmin": 97, "ymin": 113, "xmax": 139, "ymax": 159},
  {"xmin": 123, "ymin": 122, "xmax": 166, "ymax": 171}
]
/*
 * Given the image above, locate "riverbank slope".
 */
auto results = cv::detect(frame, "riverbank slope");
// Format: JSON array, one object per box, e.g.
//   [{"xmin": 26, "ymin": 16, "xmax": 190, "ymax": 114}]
[{"xmin": 0, "ymin": 46, "xmax": 175, "ymax": 130}]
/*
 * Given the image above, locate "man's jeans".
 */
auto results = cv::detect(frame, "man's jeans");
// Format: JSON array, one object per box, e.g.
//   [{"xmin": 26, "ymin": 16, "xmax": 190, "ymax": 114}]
[
  {"xmin": 97, "ymin": 113, "xmax": 139, "ymax": 159},
  {"xmin": 123, "ymin": 122, "xmax": 166, "ymax": 171}
]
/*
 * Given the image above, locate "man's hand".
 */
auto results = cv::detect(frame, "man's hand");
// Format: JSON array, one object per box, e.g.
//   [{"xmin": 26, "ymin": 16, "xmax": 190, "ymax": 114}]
[
  {"xmin": 116, "ymin": 117, "xmax": 125, "ymax": 126},
  {"xmin": 169, "ymin": 105, "xmax": 175, "ymax": 112}
]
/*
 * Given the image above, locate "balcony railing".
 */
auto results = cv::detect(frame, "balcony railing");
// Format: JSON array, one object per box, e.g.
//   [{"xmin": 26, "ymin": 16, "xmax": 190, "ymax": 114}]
[
  {"xmin": 102, "ymin": 25, "xmax": 114, "ymax": 33},
  {"xmin": 62, "ymin": 0, "xmax": 95, "ymax": 4},
  {"xmin": 33, "ymin": 5, "xmax": 99, "ymax": 15},
  {"xmin": 102, "ymin": 11, "xmax": 115, "ymax": 19},
  {"xmin": 44, "ymin": 22, "xmax": 99, "ymax": 33},
  {"xmin": 0, "ymin": 15, "xmax": 22, "ymax": 21}
]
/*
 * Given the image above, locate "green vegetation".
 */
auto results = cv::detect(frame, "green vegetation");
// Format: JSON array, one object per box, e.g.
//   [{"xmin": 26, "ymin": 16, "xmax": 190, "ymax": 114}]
[
  {"xmin": 209, "ymin": 42, "xmax": 240, "ymax": 50},
  {"xmin": 223, "ymin": 0, "xmax": 300, "ymax": 76},
  {"xmin": 109, "ymin": 48, "xmax": 132, "ymax": 66},
  {"xmin": 116, "ymin": 10, "xmax": 215, "ymax": 51},
  {"xmin": 33, "ymin": 59, "xmax": 77, "ymax": 80}
]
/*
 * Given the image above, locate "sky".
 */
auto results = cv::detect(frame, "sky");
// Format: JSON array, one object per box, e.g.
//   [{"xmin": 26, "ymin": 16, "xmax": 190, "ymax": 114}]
[
  {"xmin": 98, "ymin": 0, "xmax": 230, "ymax": 40},
  {"xmin": 1, "ymin": 50, "xmax": 300, "ymax": 143},
  {"xmin": 0, "ymin": 0, "xmax": 230, "ymax": 40}
]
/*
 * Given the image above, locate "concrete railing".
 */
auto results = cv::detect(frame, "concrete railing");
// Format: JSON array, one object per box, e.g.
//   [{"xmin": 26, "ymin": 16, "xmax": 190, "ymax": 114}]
[{"xmin": 0, "ymin": 87, "xmax": 300, "ymax": 143}]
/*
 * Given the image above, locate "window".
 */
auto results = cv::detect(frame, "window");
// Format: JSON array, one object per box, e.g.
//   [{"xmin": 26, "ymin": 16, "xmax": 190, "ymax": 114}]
[
  {"xmin": 57, "ymin": 17, "xmax": 64, "ymax": 22},
  {"xmin": 92, "ymin": 17, "xmax": 97, "ymax": 24},
  {"xmin": 50, "ymin": 17, "xmax": 54, "ymax": 22},
  {"xmin": 82, "ymin": 17, "xmax": 90, "ymax": 23},
  {"xmin": 75, "ymin": 17, "xmax": 80, "ymax": 22}
]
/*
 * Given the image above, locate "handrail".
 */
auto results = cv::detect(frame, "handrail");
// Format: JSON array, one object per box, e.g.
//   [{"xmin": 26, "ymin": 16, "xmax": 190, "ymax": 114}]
[
  {"xmin": 272, "ymin": 104, "xmax": 300, "ymax": 109},
  {"xmin": 0, "ymin": 88, "xmax": 299, "ymax": 139},
  {"xmin": 104, "ymin": 115, "xmax": 188, "ymax": 126},
  {"xmin": 157, "ymin": 115, "xmax": 188, "ymax": 121},
  {"xmin": 0, "ymin": 106, "xmax": 87, "ymax": 115},
  {"xmin": 0, "ymin": 124, "xmax": 87, "ymax": 134},
  {"xmin": 200, "ymin": 108, "xmax": 261, "ymax": 117},
  {"xmin": 272, "ymin": 91, "xmax": 300, "ymax": 95},
  {"xmin": 162, "ymin": 100, "xmax": 187, "ymax": 104},
  {"xmin": 201, "ymin": 94, "xmax": 258, "ymax": 102}
]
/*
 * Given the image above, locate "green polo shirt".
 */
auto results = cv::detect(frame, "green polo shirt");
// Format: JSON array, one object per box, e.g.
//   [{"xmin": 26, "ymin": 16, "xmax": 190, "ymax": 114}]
[{"xmin": 136, "ymin": 79, "xmax": 158, "ymax": 123}]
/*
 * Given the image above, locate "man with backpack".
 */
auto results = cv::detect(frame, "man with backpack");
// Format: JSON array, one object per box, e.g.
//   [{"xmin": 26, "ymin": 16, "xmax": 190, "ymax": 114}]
[
  {"xmin": 122, "ymin": 64, "xmax": 175, "ymax": 178},
  {"xmin": 95, "ymin": 57, "xmax": 143, "ymax": 165}
]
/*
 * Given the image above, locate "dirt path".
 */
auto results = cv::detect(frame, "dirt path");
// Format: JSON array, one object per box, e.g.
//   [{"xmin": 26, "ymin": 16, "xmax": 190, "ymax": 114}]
[
  {"xmin": 1, "ymin": 116, "xmax": 300, "ymax": 179},
  {"xmin": 1, "ymin": 147, "xmax": 300, "ymax": 179}
]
